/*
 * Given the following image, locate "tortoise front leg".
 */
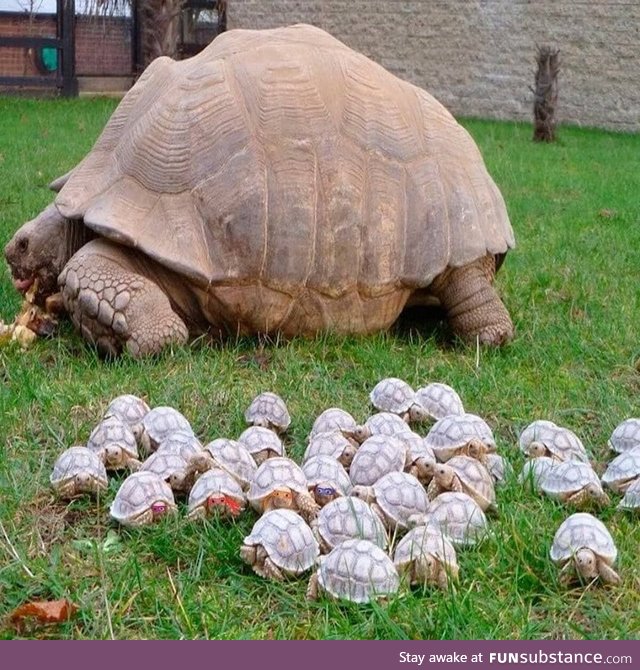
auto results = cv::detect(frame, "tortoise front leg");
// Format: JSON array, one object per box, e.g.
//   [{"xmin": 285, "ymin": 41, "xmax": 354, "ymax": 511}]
[
  {"xmin": 430, "ymin": 255, "xmax": 513, "ymax": 346},
  {"xmin": 59, "ymin": 239, "xmax": 188, "ymax": 357}
]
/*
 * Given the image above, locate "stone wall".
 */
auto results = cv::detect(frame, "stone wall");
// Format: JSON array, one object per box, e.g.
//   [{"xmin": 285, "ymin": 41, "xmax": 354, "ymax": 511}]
[{"xmin": 228, "ymin": 0, "xmax": 640, "ymax": 133}]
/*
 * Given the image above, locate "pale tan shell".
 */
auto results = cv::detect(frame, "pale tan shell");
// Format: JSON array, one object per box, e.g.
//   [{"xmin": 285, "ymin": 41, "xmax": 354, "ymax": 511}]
[
  {"xmin": 110, "ymin": 471, "xmax": 176, "ymax": 525},
  {"xmin": 243, "ymin": 509, "xmax": 319, "ymax": 574},
  {"xmin": 316, "ymin": 539, "xmax": 400, "ymax": 603},
  {"xmin": 608, "ymin": 418, "xmax": 640, "ymax": 454},
  {"xmin": 309, "ymin": 408, "xmax": 358, "ymax": 439},
  {"xmin": 50, "ymin": 446, "xmax": 108, "ymax": 496},
  {"xmin": 349, "ymin": 434, "xmax": 406, "ymax": 486},
  {"xmin": 104, "ymin": 394, "xmax": 150, "ymax": 430},
  {"xmin": 550, "ymin": 513, "xmax": 617, "ymax": 565},
  {"xmin": 414, "ymin": 383, "xmax": 464, "ymax": 420},
  {"xmin": 315, "ymin": 496, "xmax": 388, "ymax": 551},
  {"xmin": 245, "ymin": 392, "xmax": 291, "ymax": 432},
  {"xmin": 54, "ymin": 24, "xmax": 513, "ymax": 337}
]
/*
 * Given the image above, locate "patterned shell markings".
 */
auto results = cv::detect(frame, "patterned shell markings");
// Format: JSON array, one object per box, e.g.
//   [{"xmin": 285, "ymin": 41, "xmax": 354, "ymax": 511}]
[{"xmin": 54, "ymin": 24, "xmax": 513, "ymax": 335}]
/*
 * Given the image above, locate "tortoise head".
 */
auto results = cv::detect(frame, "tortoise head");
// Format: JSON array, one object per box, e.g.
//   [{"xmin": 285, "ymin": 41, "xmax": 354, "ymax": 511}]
[
  {"xmin": 268, "ymin": 488, "xmax": 294, "ymax": 509},
  {"xmin": 313, "ymin": 483, "xmax": 339, "ymax": 507},
  {"xmin": 574, "ymin": 548, "xmax": 598, "ymax": 581},
  {"xmin": 4, "ymin": 204, "xmax": 72, "ymax": 304},
  {"xmin": 206, "ymin": 494, "xmax": 242, "ymax": 517}
]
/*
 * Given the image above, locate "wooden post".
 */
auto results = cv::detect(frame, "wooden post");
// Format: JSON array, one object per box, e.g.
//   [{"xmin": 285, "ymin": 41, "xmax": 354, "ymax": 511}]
[
  {"xmin": 60, "ymin": 0, "xmax": 77, "ymax": 97},
  {"xmin": 532, "ymin": 46, "xmax": 559, "ymax": 142}
]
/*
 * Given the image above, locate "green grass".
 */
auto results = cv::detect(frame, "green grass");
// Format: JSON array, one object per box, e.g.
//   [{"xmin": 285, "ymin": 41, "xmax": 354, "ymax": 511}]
[{"xmin": 1, "ymin": 97, "xmax": 639, "ymax": 640}]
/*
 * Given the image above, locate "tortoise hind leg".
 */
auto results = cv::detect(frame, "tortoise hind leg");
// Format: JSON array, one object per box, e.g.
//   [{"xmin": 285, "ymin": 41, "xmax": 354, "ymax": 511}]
[
  {"xmin": 430, "ymin": 255, "xmax": 514, "ymax": 346},
  {"xmin": 59, "ymin": 239, "xmax": 188, "ymax": 357}
]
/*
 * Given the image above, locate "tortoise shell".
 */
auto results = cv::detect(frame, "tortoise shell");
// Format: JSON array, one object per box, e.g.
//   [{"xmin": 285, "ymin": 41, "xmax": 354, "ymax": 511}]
[
  {"xmin": 247, "ymin": 457, "xmax": 309, "ymax": 509},
  {"xmin": 349, "ymin": 434, "xmax": 406, "ymax": 486},
  {"xmin": 550, "ymin": 513, "xmax": 617, "ymax": 565},
  {"xmin": 424, "ymin": 413, "xmax": 496, "ymax": 461},
  {"xmin": 421, "ymin": 491, "xmax": 488, "ymax": 547},
  {"xmin": 50, "ymin": 446, "xmax": 108, "ymax": 497},
  {"xmin": 608, "ymin": 418, "xmax": 640, "ymax": 454},
  {"xmin": 370, "ymin": 471, "xmax": 430, "ymax": 530},
  {"xmin": 187, "ymin": 469, "xmax": 247, "ymax": 519},
  {"xmin": 54, "ymin": 24, "xmax": 513, "ymax": 338},
  {"xmin": 601, "ymin": 447, "xmax": 640, "ymax": 493},
  {"xmin": 414, "ymin": 383, "xmax": 464, "ymax": 421},
  {"xmin": 110, "ymin": 471, "xmax": 176, "ymax": 525},
  {"xmin": 86, "ymin": 415, "xmax": 139, "ymax": 468},
  {"xmin": 314, "ymin": 496, "xmax": 388, "ymax": 552},
  {"xmin": 104, "ymin": 394, "xmax": 150, "ymax": 430},
  {"xmin": 316, "ymin": 539, "xmax": 400, "ymax": 603},
  {"xmin": 244, "ymin": 392, "xmax": 291, "ymax": 432},
  {"xmin": 242, "ymin": 509, "xmax": 319, "ymax": 574}
]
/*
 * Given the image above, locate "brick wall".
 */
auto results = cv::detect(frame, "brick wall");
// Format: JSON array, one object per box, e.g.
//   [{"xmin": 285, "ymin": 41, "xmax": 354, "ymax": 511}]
[
  {"xmin": 227, "ymin": 0, "xmax": 640, "ymax": 133},
  {"xmin": 0, "ymin": 12, "xmax": 131, "ymax": 78}
]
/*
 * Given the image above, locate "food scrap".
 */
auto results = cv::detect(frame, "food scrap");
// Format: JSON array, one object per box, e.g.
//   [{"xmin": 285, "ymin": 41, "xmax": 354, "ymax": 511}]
[{"xmin": 0, "ymin": 280, "xmax": 59, "ymax": 349}]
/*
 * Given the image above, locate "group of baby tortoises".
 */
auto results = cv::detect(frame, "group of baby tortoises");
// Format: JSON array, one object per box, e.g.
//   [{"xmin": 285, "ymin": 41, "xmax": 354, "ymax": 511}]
[{"xmin": 49, "ymin": 379, "xmax": 639, "ymax": 603}]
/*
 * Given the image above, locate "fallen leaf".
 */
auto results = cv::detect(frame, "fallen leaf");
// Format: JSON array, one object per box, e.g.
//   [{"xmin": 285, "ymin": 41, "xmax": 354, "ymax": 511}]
[
  {"xmin": 598, "ymin": 208, "xmax": 616, "ymax": 219},
  {"xmin": 8, "ymin": 599, "xmax": 78, "ymax": 631}
]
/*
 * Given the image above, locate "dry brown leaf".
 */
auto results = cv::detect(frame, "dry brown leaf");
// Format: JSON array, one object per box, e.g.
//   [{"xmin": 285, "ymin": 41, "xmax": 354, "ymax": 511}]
[{"xmin": 8, "ymin": 598, "xmax": 78, "ymax": 631}]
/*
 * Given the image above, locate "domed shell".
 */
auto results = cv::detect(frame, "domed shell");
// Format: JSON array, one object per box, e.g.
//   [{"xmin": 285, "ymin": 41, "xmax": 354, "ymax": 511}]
[
  {"xmin": 302, "ymin": 455, "xmax": 352, "ymax": 496},
  {"xmin": 369, "ymin": 377, "xmax": 416, "ymax": 414},
  {"xmin": 303, "ymin": 431, "xmax": 357, "ymax": 467},
  {"xmin": 424, "ymin": 413, "xmax": 496, "ymax": 461},
  {"xmin": 243, "ymin": 509, "xmax": 318, "ymax": 573},
  {"xmin": 422, "ymin": 491, "xmax": 488, "ymax": 547},
  {"xmin": 202, "ymin": 438, "xmax": 257, "ymax": 489},
  {"xmin": 155, "ymin": 429, "xmax": 203, "ymax": 460},
  {"xmin": 110, "ymin": 471, "xmax": 176, "ymax": 525},
  {"xmin": 54, "ymin": 24, "xmax": 513, "ymax": 340},
  {"xmin": 244, "ymin": 392, "xmax": 290, "ymax": 432},
  {"xmin": 140, "ymin": 406, "xmax": 193, "ymax": 451},
  {"xmin": 86, "ymin": 415, "xmax": 139, "ymax": 467},
  {"xmin": 601, "ymin": 447, "xmax": 640, "ymax": 493},
  {"xmin": 372, "ymin": 471, "xmax": 430, "ymax": 529},
  {"xmin": 349, "ymin": 434, "xmax": 406, "ymax": 486},
  {"xmin": 315, "ymin": 496, "xmax": 388, "ymax": 551},
  {"xmin": 139, "ymin": 449, "xmax": 189, "ymax": 483},
  {"xmin": 104, "ymin": 394, "xmax": 150, "ymax": 430},
  {"xmin": 485, "ymin": 452, "xmax": 511, "ymax": 486},
  {"xmin": 608, "ymin": 418, "xmax": 640, "ymax": 454},
  {"xmin": 541, "ymin": 461, "xmax": 606, "ymax": 500},
  {"xmin": 355, "ymin": 412, "xmax": 412, "ymax": 442},
  {"xmin": 247, "ymin": 457, "xmax": 309, "ymax": 508},
  {"xmin": 518, "ymin": 419, "xmax": 558, "ymax": 452},
  {"xmin": 317, "ymin": 539, "xmax": 400, "ymax": 603},
  {"xmin": 519, "ymin": 456, "xmax": 556, "ymax": 491},
  {"xmin": 187, "ymin": 469, "xmax": 246, "ymax": 518},
  {"xmin": 50, "ymin": 446, "xmax": 108, "ymax": 496},
  {"xmin": 618, "ymin": 478, "xmax": 640, "ymax": 511},
  {"xmin": 238, "ymin": 426, "xmax": 284, "ymax": 461},
  {"xmin": 519, "ymin": 421, "xmax": 589, "ymax": 463},
  {"xmin": 393, "ymin": 525, "xmax": 458, "ymax": 576},
  {"xmin": 414, "ymin": 383, "xmax": 464, "ymax": 420},
  {"xmin": 310, "ymin": 408, "xmax": 358, "ymax": 440},
  {"xmin": 550, "ymin": 513, "xmax": 617, "ymax": 565},
  {"xmin": 431, "ymin": 455, "xmax": 496, "ymax": 511}
]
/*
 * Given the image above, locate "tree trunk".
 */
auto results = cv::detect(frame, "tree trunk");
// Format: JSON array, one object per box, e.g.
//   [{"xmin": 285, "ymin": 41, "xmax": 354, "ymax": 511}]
[
  {"xmin": 140, "ymin": 0, "xmax": 185, "ymax": 67},
  {"xmin": 532, "ymin": 46, "xmax": 560, "ymax": 142}
]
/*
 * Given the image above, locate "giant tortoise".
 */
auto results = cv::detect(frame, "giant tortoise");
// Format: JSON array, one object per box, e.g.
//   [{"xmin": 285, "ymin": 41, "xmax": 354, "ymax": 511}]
[{"xmin": 4, "ymin": 24, "xmax": 514, "ymax": 356}]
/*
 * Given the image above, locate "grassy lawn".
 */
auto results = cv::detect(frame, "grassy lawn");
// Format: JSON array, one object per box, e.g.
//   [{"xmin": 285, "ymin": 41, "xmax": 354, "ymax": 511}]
[{"xmin": 0, "ymin": 96, "xmax": 639, "ymax": 640}]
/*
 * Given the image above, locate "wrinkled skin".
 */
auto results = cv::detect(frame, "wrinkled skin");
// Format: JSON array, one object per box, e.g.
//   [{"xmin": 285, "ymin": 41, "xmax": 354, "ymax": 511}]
[{"xmin": 4, "ymin": 205, "xmax": 73, "ymax": 305}]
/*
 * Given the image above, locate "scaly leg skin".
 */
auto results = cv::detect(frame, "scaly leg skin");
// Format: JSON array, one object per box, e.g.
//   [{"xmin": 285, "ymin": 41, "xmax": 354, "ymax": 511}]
[
  {"xmin": 59, "ymin": 240, "xmax": 188, "ymax": 357},
  {"xmin": 430, "ymin": 255, "xmax": 514, "ymax": 346}
]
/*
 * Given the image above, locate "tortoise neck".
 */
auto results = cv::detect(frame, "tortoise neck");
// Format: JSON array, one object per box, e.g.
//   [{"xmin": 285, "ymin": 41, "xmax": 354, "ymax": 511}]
[{"xmin": 66, "ymin": 219, "xmax": 96, "ymax": 262}]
